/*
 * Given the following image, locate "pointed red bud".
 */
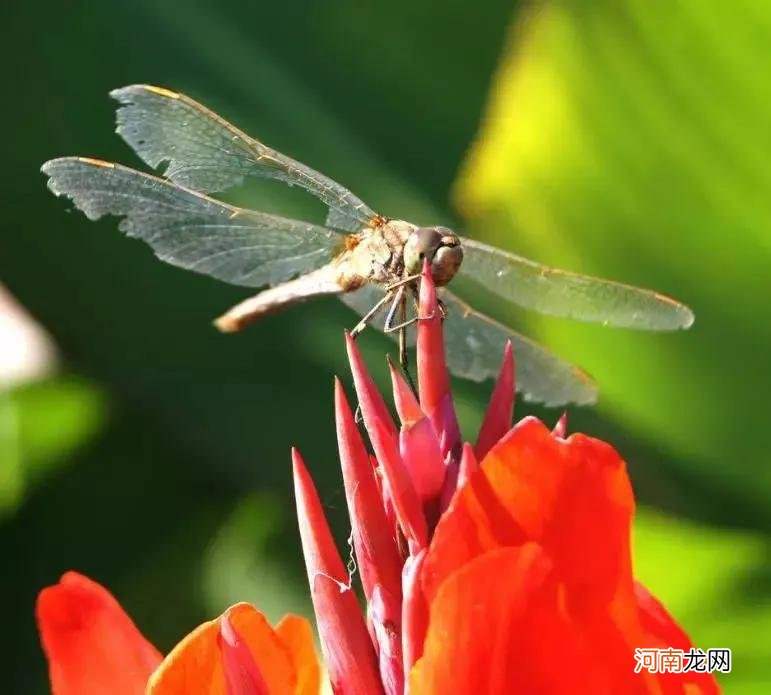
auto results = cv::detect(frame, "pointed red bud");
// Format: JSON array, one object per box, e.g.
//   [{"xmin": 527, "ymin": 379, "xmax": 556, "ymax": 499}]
[
  {"xmin": 370, "ymin": 419, "xmax": 428, "ymax": 552},
  {"xmin": 218, "ymin": 612, "xmax": 269, "ymax": 695},
  {"xmin": 399, "ymin": 417, "xmax": 445, "ymax": 504},
  {"xmin": 335, "ymin": 379, "xmax": 403, "ymax": 604},
  {"xmin": 438, "ymin": 456, "xmax": 459, "ymax": 514},
  {"xmin": 416, "ymin": 261, "xmax": 460, "ymax": 458},
  {"xmin": 475, "ymin": 340, "xmax": 514, "ymax": 460},
  {"xmin": 553, "ymin": 412, "xmax": 568, "ymax": 439},
  {"xmin": 345, "ymin": 332, "xmax": 398, "ymax": 439},
  {"xmin": 456, "ymin": 442, "xmax": 478, "ymax": 491},
  {"xmin": 291, "ymin": 449, "xmax": 383, "ymax": 695},
  {"xmin": 387, "ymin": 356, "xmax": 424, "ymax": 427}
]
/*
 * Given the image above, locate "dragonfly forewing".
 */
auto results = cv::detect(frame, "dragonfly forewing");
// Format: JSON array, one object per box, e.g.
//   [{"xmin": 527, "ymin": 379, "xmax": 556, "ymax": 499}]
[
  {"xmin": 42, "ymin": 157, "xmax": 344, "ymax": 288},
  {"xmin": 111, "ymin": 85, "xmax": 378, "ymax": 232}
]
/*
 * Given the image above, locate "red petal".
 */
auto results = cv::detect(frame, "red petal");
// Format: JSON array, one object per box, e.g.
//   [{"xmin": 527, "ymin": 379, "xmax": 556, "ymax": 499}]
[
  {"xmin": 416, "ymin": 261, "xmax": 460, "ymax": 459},
  {"xmin": 635, "ymin": 583, "xmax": 721, "ymax": 695},
  {"xmin": 424, "ymin": 417, "xmax": 636, "ymax": 608},
  {"xmin": 335, "ymin": 379, "xmax": 403, "ymax": 603},
  {"xmin": 474, "ymin": 340, "xmax": 514, "ymax": 460},
  {"xmin": 36, "ymin": 571, "xmax": 162, "ymax": 695},
  {"xmin": 423, "ymin": 418, "xmax": 657, "ymax": 692},
  {"xmin": 292, "ymin": 449, "xmax": 384, "ymax": 695},
  {"xmin": 411, "ymin": 544, "xmax": 601, "ymax": 695}
]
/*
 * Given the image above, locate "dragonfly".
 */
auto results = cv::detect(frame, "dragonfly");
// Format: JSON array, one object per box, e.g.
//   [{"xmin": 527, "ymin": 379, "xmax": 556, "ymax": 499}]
[{"xmin": 41, "ymin": 85, "xmax": 694, "ymax": 406}]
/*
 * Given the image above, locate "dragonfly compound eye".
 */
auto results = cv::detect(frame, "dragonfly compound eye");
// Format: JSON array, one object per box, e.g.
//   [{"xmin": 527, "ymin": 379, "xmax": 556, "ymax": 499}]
[
  {"xmin": 431, "ymin": 234, "xmax": 464, "ymax": 286},
  {"xmin": 404, "ymin": 227, "xmax": 443, "ymax": 275},
  {"xmin": 403, "ymin": 227, "xmax": 463, "ymax": 285}
]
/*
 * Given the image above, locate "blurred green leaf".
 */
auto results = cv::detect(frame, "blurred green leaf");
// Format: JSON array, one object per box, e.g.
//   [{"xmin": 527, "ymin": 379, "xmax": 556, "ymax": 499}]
[
  {"xmin": 0, "ymin": 392, "xmax": 21, "ymax": 512},
  {"xmin": 455, "ymin": 0, "xmax": 771, "ymax": 519},
  {"xmin": 202, "ymin": 493, "xmax": 310, "ymax": 624},
  {"xmin": 0, "ymin": 377, "xmax": 106, "ymax": 515}
]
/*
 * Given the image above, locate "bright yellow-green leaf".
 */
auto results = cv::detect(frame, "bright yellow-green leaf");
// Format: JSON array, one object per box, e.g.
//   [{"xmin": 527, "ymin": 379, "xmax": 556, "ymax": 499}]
[{"xmin": 455, "ymin": 0, "xmax": 771, "ymax": 510}]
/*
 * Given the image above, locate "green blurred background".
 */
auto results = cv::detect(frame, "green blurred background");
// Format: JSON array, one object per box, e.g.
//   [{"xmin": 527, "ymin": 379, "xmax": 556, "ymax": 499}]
[{"xmin": 1, "ymin": 0, "xmax": 768, "ymax": 692}]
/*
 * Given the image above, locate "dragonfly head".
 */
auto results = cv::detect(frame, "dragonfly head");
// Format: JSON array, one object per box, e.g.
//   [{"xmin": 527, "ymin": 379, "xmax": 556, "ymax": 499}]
[{"xmin": 404, "ymin": 226, "xmax": 464, "ymax": 286}]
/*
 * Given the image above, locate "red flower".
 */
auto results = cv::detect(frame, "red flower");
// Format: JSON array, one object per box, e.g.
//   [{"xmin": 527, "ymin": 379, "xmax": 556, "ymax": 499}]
[
  {"xmin": 37, "ymin": 263, "xmax": 720, "ymax": 694},
  {"xmin": 36, "ymin": 572, "xmax": 320, "ymax": 695},
  {"xmin": 292, "ymin": 261, "xmax": 720, "ymax": 694}
]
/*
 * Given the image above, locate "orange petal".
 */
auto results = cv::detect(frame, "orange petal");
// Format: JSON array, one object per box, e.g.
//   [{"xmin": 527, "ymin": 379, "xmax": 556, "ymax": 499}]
[
  {"xmin": 219, "ymin": 612, "xmax": 270, "ymax": 695},
  {"xmin": 275, "ymin": 615, "xmax": 322, "ymax": 695},
  {"xmin": 147, "ymin": 603, "xmax": 296, "ymax": 695},
  {"xmin": 146, "ymin": 616, "xmax": 223, "ymax": 694},
  {"xmin": 36, "ymin": 571, "xmax": 162, "ymax": 695},
  {"xmin": 411, "ymin": 544, "xmax": 600, "ymax": 695}
]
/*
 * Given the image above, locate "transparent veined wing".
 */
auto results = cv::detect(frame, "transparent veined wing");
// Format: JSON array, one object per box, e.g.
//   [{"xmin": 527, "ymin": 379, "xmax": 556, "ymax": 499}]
[
  {"xmin": 458, "ymin": 238, "xmax": 694, "ymax": 330},
  {"xmin": 439, "ymin": 290, "xmax": 598, "ymax": 406},
  {"xmin": 42, "ymin": 157, "xmax": 344, "ymax": 288},
  {"xmin": 339, "ymin": 284, "xmax": 596, "ymax": 405},
  {"xmin": 110, "ymin": 85, "xmax": 378, "ymax": 232}
]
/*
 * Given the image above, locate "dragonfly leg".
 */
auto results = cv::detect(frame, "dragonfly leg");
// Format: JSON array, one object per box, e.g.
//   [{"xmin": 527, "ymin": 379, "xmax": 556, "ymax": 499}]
[
  {"xmin": 350, "ymin": 290, "xmax": 393, "ymax": 338},
  {"xmin": 385, "ymin": 273, "xmax": 421, "ymax": 292},
  {"xmin": 386, "ymin": 292, "xmax": 438, "ymax": 332},
  {"xmin": 397, "ymin": 298, "xmax": 419, "ymax": 397},
  {"xmin": 383, "ymin": 315, "xmax": 419, "ymax": 333},
  {"xmin": 383, "ymin": 286, "xmax": 406, "ymax": 330}
]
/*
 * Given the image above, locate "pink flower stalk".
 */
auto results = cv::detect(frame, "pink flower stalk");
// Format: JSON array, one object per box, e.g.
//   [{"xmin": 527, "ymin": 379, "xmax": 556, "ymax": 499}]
[
  {"xmin": 292, "ymin": 262, "xmax": 719, "ymax": 695},
  {"xmin": 293, "ymin": 262, "xmax": 506, "ymax": 694}
]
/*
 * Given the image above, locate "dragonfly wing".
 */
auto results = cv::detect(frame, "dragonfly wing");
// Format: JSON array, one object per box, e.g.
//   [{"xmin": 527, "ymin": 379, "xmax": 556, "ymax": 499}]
[
  {"xmin": 440, "ymin": 289, "xmax": 598, "ymax": 406},
  {"xmin": 110, "ymin": 85, "xmax": 378, "ymax": 232},
  {"xmin": 42, "ymin": 157, "xmax": 343, "ymax": 288},
  {"xmin": 458, "ymin": 238, "xmax": 694, "ymax": 330}
]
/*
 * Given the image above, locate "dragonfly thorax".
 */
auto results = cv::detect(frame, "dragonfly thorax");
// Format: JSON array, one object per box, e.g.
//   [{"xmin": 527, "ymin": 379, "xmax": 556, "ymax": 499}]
[{"xmin": 403, "ymin": 226, "xmax": 464, "ymax": 286}]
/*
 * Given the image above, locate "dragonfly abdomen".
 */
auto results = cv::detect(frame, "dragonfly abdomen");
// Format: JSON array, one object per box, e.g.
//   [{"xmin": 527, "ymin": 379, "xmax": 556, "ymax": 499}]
[{"xmin": 214, "ymin": 265, "xmax": 346, "ymax": 333}]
